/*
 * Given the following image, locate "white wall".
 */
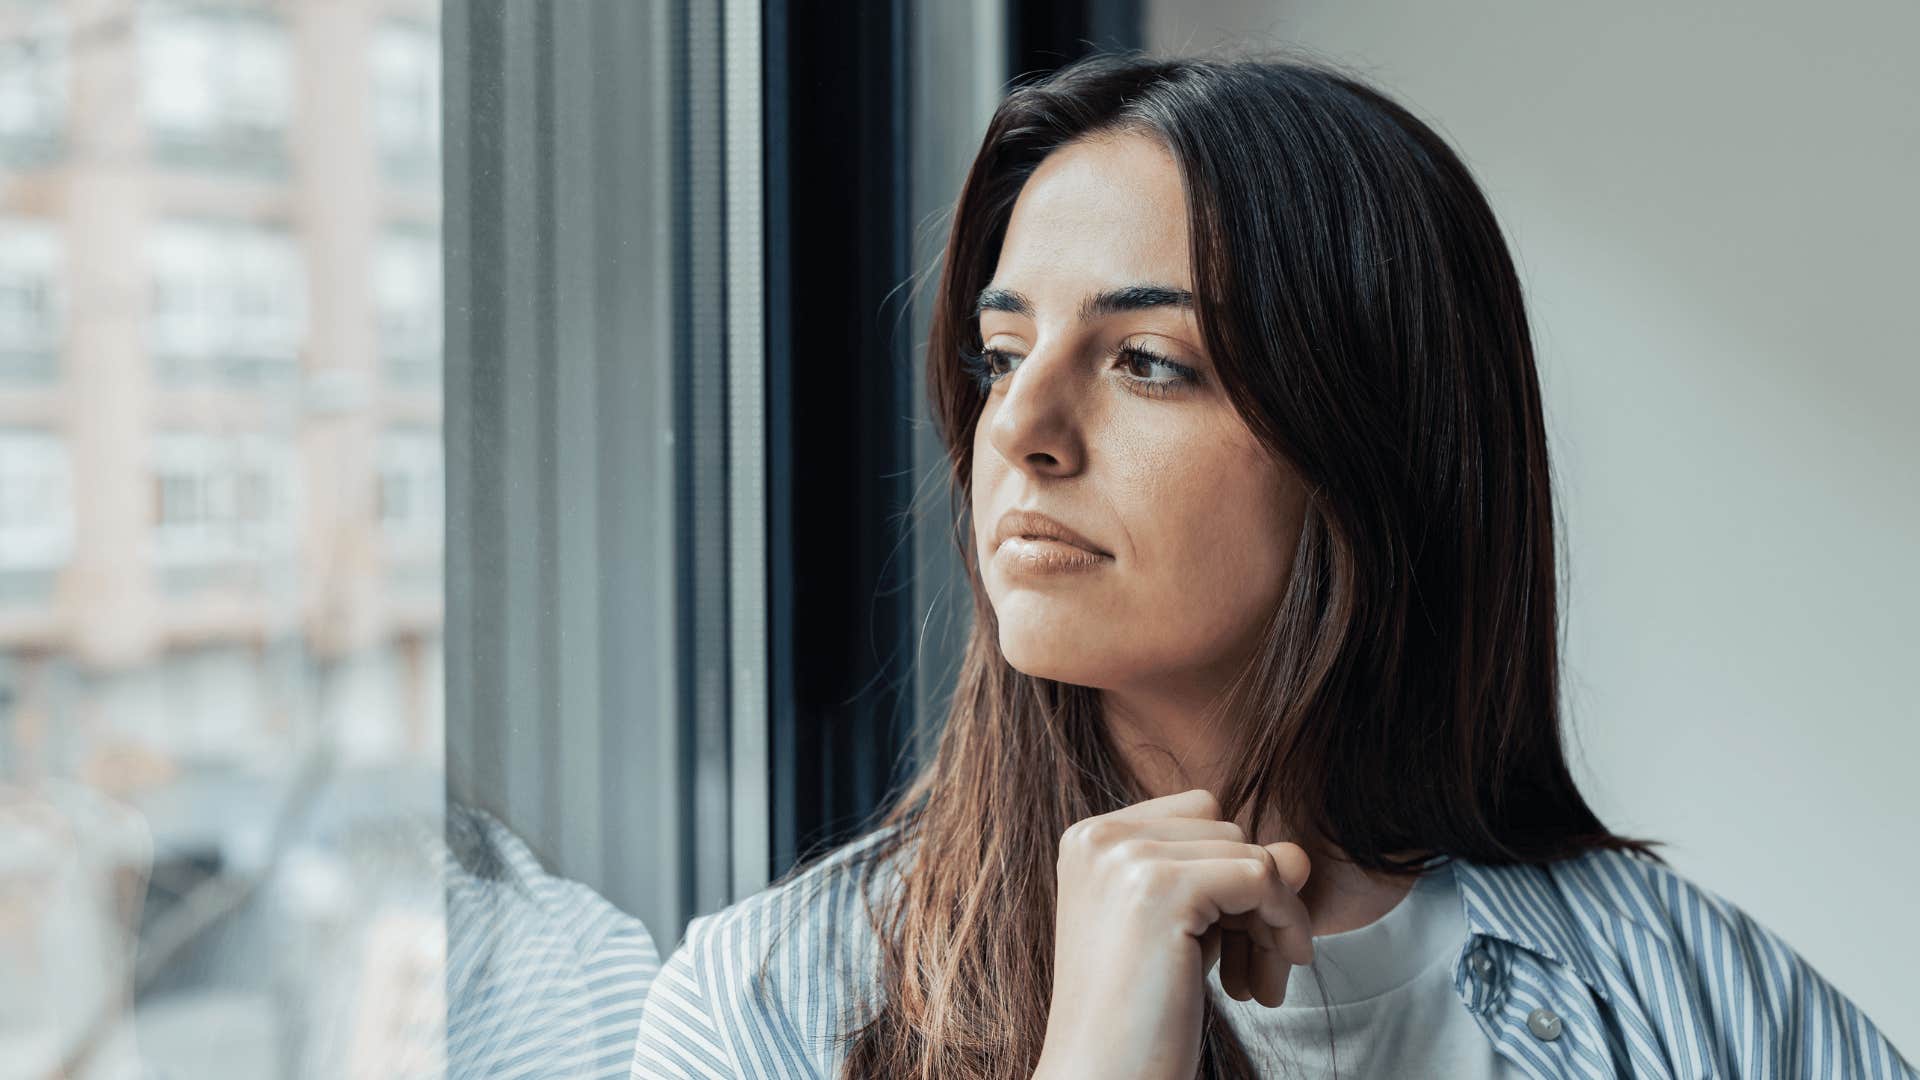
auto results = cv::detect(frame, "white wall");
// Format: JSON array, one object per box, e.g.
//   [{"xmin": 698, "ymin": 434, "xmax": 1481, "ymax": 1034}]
[{"xmin": 1151, "ymin": 0, "xmax": 1919, "ymax": 1051}]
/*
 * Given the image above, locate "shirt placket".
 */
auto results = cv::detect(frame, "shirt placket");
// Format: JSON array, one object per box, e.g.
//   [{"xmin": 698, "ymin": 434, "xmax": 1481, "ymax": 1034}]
[{"xmin": 1456, "ymin": 936, "xmax": 1635, "ymax": 1080}]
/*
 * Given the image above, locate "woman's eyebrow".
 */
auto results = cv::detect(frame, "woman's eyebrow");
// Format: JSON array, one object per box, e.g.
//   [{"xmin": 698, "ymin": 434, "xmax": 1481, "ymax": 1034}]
[{"xmin": 973, "ymin": 283, "xmax": 1195, "ymax": 323}]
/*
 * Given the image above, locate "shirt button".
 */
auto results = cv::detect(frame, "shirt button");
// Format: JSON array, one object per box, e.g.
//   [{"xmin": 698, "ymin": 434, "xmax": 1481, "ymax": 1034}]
[
  {"xmin": 1526, "ymin": 1007, "xmax": 1563, "ymax": 1042},
  {"xmin": 1469, "ymin": 952, "xmax": 1492, "ymax": 976}
]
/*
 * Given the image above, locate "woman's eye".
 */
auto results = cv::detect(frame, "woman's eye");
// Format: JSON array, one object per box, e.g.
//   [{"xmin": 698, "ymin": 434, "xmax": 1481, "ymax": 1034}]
[
  {"xmin": 959, "ymin": 342, "xmax": 1202, "ymax": 398},
  {"xmin": 1118, "ymin": 345, "xmax": 1181, "ymax": 382},
  {"xmin": 959, "ymin": 345, "xmax": 1017, "ymax": 388},
  {"xmin": 1115, "ymin": 344, "xmax": 1202, "ymax": 397}
]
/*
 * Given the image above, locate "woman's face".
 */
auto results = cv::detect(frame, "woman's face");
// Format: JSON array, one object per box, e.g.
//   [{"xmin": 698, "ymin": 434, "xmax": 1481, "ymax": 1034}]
[{"xmin": 971, "ymin": 130, "xmax": 1308, "ymax": 701}]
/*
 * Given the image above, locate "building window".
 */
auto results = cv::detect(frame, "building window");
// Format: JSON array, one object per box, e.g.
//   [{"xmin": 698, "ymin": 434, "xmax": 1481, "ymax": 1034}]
[
  {"xmin": 373, "ymin": 21, "xmax": 440, "ymax": 185},
  {"xmin": 0, "ymin": 5, "xmax": 447, "ymax": 1075},
  {"xmin": 150, "ymin": 219, "xmax": 307, "ymax": 386},
  {"xmin": 140, "ymin": 3, "xmax": 293, "ymax": 175},
  {"xmin": 149, "ymin": 430, "xmax": 299, "ymax": 567},
  {"xmin": 0, "ymin": 216, "xmax": 63, "ymax": 380},
  {"xmin": 0, "ymin": 0, "xmax": 66, "ymax": 165},
  {"xmin": 0, "ymin": 427, "xmax": 72, "ymax": 575},
  {"xmin": 374, "ymin": 229, "xmax": 441, "ymax": 384},
  {"xmin": 377, "ymin": 426, "xmax": 442, "ymax": 552}
]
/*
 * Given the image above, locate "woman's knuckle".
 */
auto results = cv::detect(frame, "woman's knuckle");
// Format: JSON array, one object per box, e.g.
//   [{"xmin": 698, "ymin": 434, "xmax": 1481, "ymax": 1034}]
[
  {"xmin": 1060, "ymin": 818, "xmax": 1097, "ymax": 851},
  {"xmin": 1124, "ymin": 857, "xmax": 1176, "ymax": 897}
]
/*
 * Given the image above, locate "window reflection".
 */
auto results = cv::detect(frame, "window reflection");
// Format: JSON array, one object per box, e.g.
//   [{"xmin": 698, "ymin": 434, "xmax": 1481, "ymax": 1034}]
[{"xmin": 0, "ymin": 1, "xmax": 445, "ymax": 1076}]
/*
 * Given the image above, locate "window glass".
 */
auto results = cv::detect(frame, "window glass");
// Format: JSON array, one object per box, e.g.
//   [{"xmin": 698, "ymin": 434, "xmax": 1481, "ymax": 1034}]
[
  {"xmin": 0, "ymin": 0, "xmax": 66, "ymax": 161},
  {"xmin": 0, "ymin": 2, "xmax": 446, "ymax": 1076},
  {"xmin": 140, "ymin": 2, "xmax": 294, "ymax": 173},
  {"xmin": 0, "ymin": 216, "xmax": 62, "ymax": 379}
]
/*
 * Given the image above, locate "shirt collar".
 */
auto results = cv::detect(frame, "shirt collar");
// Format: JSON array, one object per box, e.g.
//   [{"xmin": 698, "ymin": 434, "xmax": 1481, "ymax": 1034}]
[{"xmin": 1448, "ymin": 854, "xmax": 1615, "ymax": 1005}]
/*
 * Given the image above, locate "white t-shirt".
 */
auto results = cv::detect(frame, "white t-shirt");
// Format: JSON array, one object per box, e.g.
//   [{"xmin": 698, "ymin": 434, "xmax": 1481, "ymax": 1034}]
[{"xmin": 1207, "ymin": 859, "xmax": 1528, "ymax": 1078}]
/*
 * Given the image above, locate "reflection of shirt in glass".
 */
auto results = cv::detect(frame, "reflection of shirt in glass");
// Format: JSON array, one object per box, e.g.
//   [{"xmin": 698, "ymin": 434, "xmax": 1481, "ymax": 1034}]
[
  {"xmin": 1212, "ymin": 858, "xmax": 1524, "ymax": 1077},
  {"xmin": 445, "ymin": 806, "xmax": 660, "ymax": 1079}
]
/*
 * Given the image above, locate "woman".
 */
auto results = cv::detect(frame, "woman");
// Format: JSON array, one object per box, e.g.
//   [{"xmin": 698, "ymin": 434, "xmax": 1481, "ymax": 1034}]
[{"xmin": 632, "ymin": 51, "xmax": 1914, "ymax": 1079}]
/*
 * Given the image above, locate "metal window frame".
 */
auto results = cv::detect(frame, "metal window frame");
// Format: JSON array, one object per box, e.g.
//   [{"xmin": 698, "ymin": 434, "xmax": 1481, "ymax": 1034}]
[
  {"xmin": 444, "ymin": 0, "xmax": 738, "ymax": 945},
  {"xmin": 444, "ymin": 0, "xmax": 1136, "ymax": 948}
]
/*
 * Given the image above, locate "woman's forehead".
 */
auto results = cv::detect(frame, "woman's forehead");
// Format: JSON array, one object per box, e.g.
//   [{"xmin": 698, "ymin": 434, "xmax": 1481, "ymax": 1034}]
[{"xmin": 993, "ymin": 136, "xmax": 1193, "ymax": 306}]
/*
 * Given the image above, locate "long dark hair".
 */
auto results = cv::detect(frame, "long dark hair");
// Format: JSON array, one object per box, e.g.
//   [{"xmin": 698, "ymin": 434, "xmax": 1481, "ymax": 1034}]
[{"xmin": 783, "ymin": 48, "xmax": 1667, "ymax": 1079}]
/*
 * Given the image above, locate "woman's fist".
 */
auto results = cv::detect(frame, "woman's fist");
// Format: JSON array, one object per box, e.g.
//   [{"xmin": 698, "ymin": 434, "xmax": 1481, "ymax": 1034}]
[{"xmin": 1034, "ymin": 788, "xmax": 1314, "ymax": 1080}]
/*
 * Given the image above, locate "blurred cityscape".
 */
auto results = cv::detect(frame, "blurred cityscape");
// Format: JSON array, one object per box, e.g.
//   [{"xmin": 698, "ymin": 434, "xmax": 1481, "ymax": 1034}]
[{"xmin": 0, "ymin": 0, "xmax": 446, "ymax": 1076}]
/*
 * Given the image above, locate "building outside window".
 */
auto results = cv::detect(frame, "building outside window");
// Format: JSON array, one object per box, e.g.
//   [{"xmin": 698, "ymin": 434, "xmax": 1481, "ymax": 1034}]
[
  {"xmin": 149, "ymin": 219, "xmax": 307, "ymax": 387},
  {"xmin": 140, "ymin": 2, "xmax": 293, "ymax": 175},
  {"xmin": 0, "ymin": 216, "xmax": 63, "ymax": 381},
  {"xmin": 1, "ymin": 2, "xmax": 445, "ymax": 1076},
  {"xmin": 149, "ymin": 430, "xmax": 299, "ymax": 568},
  {"xmin": 376, "ymin": 424, "xmax": 442, "ymax": 554},
  {"xmin": 371, "ymin": 19, "xmax": 439, "ymax": 186},
  {"xmin": 0, "ymin": 0, "xmax": 66, "ymax": 164},
  {"xmin": 0, "ymin": 426, "xmax": 72, "ymax": 606},
  {"xmin": 373, "ymin": 227, "xmax": 439, "ymax": 384}
]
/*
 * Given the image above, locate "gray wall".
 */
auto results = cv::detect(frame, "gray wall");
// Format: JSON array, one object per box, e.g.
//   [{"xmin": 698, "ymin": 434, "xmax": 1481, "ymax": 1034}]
[{"xmin": 1150, "ymin": 0, "xmax": 1919, "ymax": 1048}]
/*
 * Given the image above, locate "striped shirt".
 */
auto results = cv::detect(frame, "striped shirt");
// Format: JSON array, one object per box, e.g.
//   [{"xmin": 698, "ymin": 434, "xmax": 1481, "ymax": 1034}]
[
  {"xmin": 631, "ymin": 823, "xmax": 1916, "ymax": 1078},
  {"xmin": 446, "ymin": 805, "xmax": 662, "ymax": 1079}
]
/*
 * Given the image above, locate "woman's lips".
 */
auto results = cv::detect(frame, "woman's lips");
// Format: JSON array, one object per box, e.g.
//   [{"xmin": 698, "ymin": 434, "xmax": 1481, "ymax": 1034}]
[{"xmin": 995, "ymin": 536, "xmax": 1113, "ymax": 572}]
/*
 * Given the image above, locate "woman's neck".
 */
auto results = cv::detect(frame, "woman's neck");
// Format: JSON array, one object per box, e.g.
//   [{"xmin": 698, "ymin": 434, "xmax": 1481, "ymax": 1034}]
[{"xmin": 1100, "ymin": 690, "xmax": 1428, "ymax": 939}]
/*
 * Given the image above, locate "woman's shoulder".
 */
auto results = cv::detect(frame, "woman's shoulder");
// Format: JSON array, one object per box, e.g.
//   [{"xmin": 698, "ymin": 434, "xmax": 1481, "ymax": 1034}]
[
  {"xmin": 1546, "ymin": 844, "xmax": 1741, "ymax": 931},
  {"xmin": 633, "ymin": 822, "xmax": 912, "ymax": 1077},
  {"xmin": 711, "ymin": 821, "xmax": 908, "ymax": 934},
  {"xmin": 1539, "ymin": 843, "xmax": 1804, "ymax": 955},
  {"xmin": 1472, "ymin": 842, "xmax": 1797, "ymax": 971},
  {"xmin": 681, "ymin": 821, "xmax": 908, "ymax": 967},
  {"xmin": 1465, "ymin": 844, "xmax": 1916, "ymax": 1075}
]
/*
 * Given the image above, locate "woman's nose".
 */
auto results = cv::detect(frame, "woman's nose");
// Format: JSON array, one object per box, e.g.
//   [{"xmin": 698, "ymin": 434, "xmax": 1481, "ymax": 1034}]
[{"xmin": 984, "ymin": 344, "xmax": 1086, "ymax": 477}]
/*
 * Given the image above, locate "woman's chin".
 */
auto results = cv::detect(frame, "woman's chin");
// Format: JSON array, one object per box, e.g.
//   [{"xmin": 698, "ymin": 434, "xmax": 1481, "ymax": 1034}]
[
  {"xmin": 1006, "ymin": 658, "xmax": 1105, "ymax": 688},
  {"xmin": 997, "ymin": 632, "xmax": 1110, "ymax": 688}
]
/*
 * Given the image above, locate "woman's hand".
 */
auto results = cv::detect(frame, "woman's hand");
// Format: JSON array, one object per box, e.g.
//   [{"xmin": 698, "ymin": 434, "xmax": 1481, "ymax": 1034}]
[{"xmin": 1033, "ymin": 787, "xmax": 1315, "ymax": 1080}]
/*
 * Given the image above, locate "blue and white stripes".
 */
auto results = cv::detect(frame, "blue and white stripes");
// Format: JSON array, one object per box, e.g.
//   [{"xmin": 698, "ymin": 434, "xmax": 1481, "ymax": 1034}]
[
  {"xmin": 632, "ymin": 823, "xmax": 1915, "ymax": 1078},
  {"xmin": 631, "ymin": 828, "xmax": 896, "ymax": 1079},
  {"xmin": 445, "ymin": 806, "xmax": 662, "ymax": 1080},
  {"xmin": 1449, "ymin": 844, "xmax": 1917, "ymax": 1079}
]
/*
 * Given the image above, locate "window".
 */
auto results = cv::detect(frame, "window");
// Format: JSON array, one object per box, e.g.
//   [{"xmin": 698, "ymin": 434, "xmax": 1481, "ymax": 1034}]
[
  {"xmin": 149, "ymin": 430, "xmax": 299, "ymax": 568},
  {"xmin": 0, "ymin": 427, "xmax": 71, "ymax": 605},
  {"xmin": 374, "ymin": 228, "xmax": 442, "ymax": 384},
  {"xmin": 7, "ymin": 0, "xmax": 1017, "ymax": 1072},
  {"xmin": 0, "ymin": 216, "xmax": 62, "ymax": 380},
  {"xmin": 372, "ymin": 20, "xmax": 440, "ymax": 185},
  {"xmin": 149, "ymin": 220, "xmax": 307, "ymax": 386},
  {"xmin": 140, "ymin": 3, "xmax": 293, "ymax": 174},
  {"xmin": 440, "ymin": 0, "xmax": 1004, "ymax": 963},
  {"xmin": 0, "ymin": 0, "xmax": 65, "ymax": 163},
  {"xmin": 1, "ymin": 5, "xmax": 444, "ymax": 1076},
  {"xmin": 377, "ymin": 425, "xmax": 443, "ymax": 550}
]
